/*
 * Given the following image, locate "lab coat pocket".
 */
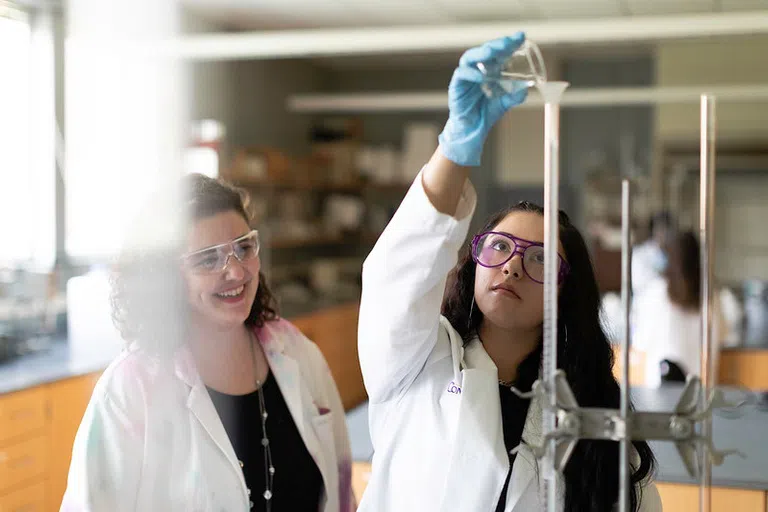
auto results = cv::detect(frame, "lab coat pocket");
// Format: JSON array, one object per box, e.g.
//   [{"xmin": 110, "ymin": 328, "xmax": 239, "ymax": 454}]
[{"xmin": 311, "ymin": 411, "xmax": 336, "ymax": 453}]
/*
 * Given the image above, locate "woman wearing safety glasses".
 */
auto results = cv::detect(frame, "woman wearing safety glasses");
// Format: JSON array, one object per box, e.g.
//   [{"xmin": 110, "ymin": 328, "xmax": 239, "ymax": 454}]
[
  {"xmin": 357, "ymin": 34, "xmax": 662, "ymax": 512},
  {"xmin": 62, "ymin": 174, "xmax": 354, "ymax": 512}
]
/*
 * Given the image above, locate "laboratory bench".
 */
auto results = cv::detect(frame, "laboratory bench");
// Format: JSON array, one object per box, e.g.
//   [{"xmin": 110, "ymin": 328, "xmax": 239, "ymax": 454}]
[
  {"xmin": 3, "ymin": 299, "xmax": 768, "ymax": 511},
  {"xmin": 613, "ymin": 343, "xmax": 768, "ymax": 391},
  {"xmin": 346, "ymin": 384, "xmax": 768, "ymax": 511},
  {"xmin": 718, "ymin": 345, "xmax": 768, "ymax": 390}
]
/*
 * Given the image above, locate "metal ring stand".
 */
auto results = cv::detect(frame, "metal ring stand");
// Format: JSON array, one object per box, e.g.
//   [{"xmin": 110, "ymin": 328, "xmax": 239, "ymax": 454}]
[{"xmin": 510, "ymin": 90, "xmax": 746, "ymax": 512}]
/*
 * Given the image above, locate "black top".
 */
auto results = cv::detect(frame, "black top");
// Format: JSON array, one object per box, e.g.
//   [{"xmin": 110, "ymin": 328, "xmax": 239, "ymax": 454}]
[
  {"xmin": 494, "ymin": 345, "xmax": 542, "ymax": 512},
  {"xmin": 206, "ymin": 371, "xmax": 324, "ymax": 511}
]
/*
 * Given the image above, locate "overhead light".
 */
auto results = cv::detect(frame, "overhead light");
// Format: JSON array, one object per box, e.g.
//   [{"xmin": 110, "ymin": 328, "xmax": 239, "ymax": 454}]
[{"xmin": 286, "ymin": 85, "xmax": 768, "ymax": 113}]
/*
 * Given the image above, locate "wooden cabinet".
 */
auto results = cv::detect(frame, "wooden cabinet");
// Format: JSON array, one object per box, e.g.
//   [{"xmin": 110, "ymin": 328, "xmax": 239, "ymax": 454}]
[
  {"xmin": 47, "ymin": 373, "xmax": 102, "ymax": 511},
  {"xmin": 0, "ymin": 387, "xmax": 48, "ymax": 446},
  {"xmin": 291, "ymin": 302, "xmax": 367, "ymax": 411},
  {"xmin": 718, "ymin": 350, "xmax": 768, "ymax": 390},
  {"xmin": 612, "ymin": 347, "xmax": 768, "ymax": 390},
  {"xmin": 656, "ymin": 482, "xmax": 767, "ymax": 512},
  {"xmin": 351, "ymin": 461, "xmax": 372, "ymax": 505},
  {"xmin": 0, "ymin": 387, "xmax": 51, "ymax": 512},
  {"xmin": 0, "ymin": 303, "xmax": 362, "ymax": 511},
  {"xmin": 0, "ymin": 481, "xmax": 47, "ymax": 512},
  {"xmin": 0, "ymin": 372, "xmax": 100, "ymax": 512},
  {"xmin": 0, "ymin": 437, "xmax": 48, "ymax": 493}
]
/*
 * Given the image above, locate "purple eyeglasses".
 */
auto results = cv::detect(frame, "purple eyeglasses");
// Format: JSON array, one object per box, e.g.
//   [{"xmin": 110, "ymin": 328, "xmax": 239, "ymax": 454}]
[{"xmin": 471, "ymin": 231, "xmax": 570, "ymax": 284}]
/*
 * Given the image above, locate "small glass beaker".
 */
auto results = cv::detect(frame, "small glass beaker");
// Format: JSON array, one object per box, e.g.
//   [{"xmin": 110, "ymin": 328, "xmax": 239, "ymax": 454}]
[{"xmin": 476, "ymin": 39, "xmax": 547, "ymax": 99}]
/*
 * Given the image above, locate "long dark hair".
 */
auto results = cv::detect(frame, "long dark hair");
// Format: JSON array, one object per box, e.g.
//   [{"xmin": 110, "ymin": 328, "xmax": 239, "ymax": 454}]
[
  {"xmin": 442, "ymin": 201, "xmax": 656, "ymax": 512},
  {"xmin": 666, "ymin": 230, "xmax": 700, "ymax": 311},
  {"xmin": 110, "ymin": 173, "xmax": 278, "ymax": 354}
]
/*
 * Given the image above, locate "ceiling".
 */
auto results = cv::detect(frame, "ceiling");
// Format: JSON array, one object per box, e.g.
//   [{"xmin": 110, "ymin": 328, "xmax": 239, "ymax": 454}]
[{"xmin": 182, "ymin": 0, "xmax": 768, "ymax": 30}]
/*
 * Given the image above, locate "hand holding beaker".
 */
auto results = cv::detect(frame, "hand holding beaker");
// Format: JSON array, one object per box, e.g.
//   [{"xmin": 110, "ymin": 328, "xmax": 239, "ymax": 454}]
[{"xmin": 437, "ymin": 33, "xmax": 529, "ymax": 167}]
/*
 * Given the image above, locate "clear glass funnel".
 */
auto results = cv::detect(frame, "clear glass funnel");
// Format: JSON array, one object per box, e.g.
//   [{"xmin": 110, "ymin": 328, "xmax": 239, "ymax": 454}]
[{"xmin": 476, "ymin": 39, "xmax": 547, "ymax": 99}]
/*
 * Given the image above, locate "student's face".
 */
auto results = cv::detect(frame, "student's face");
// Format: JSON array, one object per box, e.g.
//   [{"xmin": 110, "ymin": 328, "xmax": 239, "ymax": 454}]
[
  {"xmin": 182, "ymin": 211, "xmax": 260, "ymax": 330},
  {"xmin": 473, "ymin": 211, "xmax": 567, "ymax": 332}
]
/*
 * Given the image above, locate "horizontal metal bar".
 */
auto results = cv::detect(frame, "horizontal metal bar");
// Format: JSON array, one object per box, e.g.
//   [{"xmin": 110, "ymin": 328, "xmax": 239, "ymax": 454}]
[{"xmin": 558, "ymin": 409, "xmax": 696, "ymax": 442}]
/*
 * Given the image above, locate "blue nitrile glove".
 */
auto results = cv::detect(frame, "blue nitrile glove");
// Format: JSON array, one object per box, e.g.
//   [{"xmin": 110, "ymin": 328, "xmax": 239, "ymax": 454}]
[{"xmin": 438, "ymin": 33, "xmax": 529, "ymax": 167}]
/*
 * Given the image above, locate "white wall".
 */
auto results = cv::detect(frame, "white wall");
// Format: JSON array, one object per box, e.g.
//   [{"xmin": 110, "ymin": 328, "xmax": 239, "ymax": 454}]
[
  {"xmin": 715, "ymin": 173, "xmax": 768, "ymax": 281},
  {"xmin": 494, "ymin": 54, "xmax": 561, "ymax": 185},
  {"xmin": 495, "ymin": 108, "xmax": 546, "ymax": 185},
  {"xmin": 228, "ymin": 59, "xmax": 327, "ymax": 155}
]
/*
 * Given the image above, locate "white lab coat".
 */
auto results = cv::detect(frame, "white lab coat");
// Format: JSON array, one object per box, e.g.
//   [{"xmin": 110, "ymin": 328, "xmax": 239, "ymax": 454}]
[
  {"xmin": 632, "ymin": 278, "xmax": 727, "ymax": 388},
  {"xmin": 60, "ymin": 318, "xmax": 355, "ymax": 512},
  {"xmin": 631, "ymin": 240, "xmax": 666, "ymax": 297},
  {"xmin": 357, "ymin": 171, "xmax": 662, "ymax": 512}
]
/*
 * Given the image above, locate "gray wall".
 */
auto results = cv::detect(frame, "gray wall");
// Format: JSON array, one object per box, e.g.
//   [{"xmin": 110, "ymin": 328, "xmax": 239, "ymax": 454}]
[
  {"xmin": 325, "ymin": 64, "xmax": 499, "ymax": 234},
  {"xmin": 185, "ymin": 51, "xmax": 656, "ymax": 238},
  {"xmin": 561, "ymin": 55, "xmax": 655, "ymax": 229},
  {"xmin": 183, "ymin": 7, "xmax": 332, "ymax": 158},
  {"xmin": 186, "ymin": 58, "xmax": 332, "ymax": 160}
]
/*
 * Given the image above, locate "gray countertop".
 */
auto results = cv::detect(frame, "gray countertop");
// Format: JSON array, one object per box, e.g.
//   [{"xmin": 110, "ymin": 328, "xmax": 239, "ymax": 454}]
[
  {"xmin": 0, "ymin": 299, "xmax": 360, "ymax": 397},
  {"xmin": 3, "ymin": 335, "xmax": 768, "ymax": 490},
  {"xmin": 0, "ymin": 338, "xmax": 119, "ymax": 396},
  {"xmin": 635, "ymin": 384, "xmax": 768, "ymax": 490},
  {"xmin": 344, "ymin": 385, "xmax": 768, "ymax": 491}
]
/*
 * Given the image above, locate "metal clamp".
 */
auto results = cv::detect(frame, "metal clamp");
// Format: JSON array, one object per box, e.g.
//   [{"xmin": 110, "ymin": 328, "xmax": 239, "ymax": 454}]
[{"xmin": 510, "ymin": 372, "xmax": 746, "ymax": 478}]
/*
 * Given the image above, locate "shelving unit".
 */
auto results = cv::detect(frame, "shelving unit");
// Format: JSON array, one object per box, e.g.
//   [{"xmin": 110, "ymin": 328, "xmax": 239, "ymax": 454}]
[
  {"xmin": 224, "ymin": 161, "xmax": 410, "ymax": 317},
  {"xmin": 268, "ymin": 231, "xmax": 386, "ymax": 250},
  {"xmin": 230, "ymin": 175, "xmax": 413, "ymax": 193}
]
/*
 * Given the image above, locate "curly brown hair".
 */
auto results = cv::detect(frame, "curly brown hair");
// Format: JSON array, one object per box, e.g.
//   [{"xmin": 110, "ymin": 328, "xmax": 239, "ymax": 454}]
[{"xmin": 110, "ymin": 173, "xmax": 278, "ymax": 355}]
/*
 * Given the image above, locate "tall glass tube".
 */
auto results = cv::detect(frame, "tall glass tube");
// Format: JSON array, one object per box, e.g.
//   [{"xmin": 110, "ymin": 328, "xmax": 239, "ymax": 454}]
[
  {"xmin": 539, "ymin": 80, "xmax": 569, "ymax": 512},
  {"xmin": 619, "ymin": 179, "xmax": 632, "ymax": 512},
  {"xmin": 699, "ymin": 94, "xmax": 716, "ymax": 512}
]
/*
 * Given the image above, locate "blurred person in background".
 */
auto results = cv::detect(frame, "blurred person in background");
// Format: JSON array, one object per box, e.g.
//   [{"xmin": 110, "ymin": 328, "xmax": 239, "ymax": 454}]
[
  {"xmin": 61, "ymin": 174, "xmax": 354, "ymax": 512},
  {"xmin": 632, "ymin": 211, "xmax": 673, "ymax": 298},
  {"xmin": 633, "ymin": 230, "xmax": 727, "ymax": 387},
  {"xmin": 356, "ymin": 33, "xmax": 660, "ymax": 512}
]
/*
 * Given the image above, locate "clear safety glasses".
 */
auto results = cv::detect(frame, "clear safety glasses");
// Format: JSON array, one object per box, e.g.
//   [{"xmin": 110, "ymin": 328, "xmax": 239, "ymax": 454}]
[{"xmin": 182, "ymin": 230, "xmax": 260, "ymax": 275}]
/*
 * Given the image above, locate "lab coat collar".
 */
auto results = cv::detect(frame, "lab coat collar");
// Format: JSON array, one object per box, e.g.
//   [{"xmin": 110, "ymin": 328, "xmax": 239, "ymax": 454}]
[
  {"xmin": 173, "ymin": 321, "xmax": 331, "ymax": 509},
  {"xmin": 436, "ymin": 335, "xmax": 504, "ymax": 510},
  {"xmin": 169, "ymin": 323, "xmax": 309, "ymax": 505},
  {"xmin": 172, "ymin": 345, "xmax": 249, "ymax": 501},
  {"xmin": 438, "ymin": 365, "xmax": 509, "ymax": 511},
  {"xmin": 452, "ymin": 335, "xmax": 542, "ymax": 511},
  {"xmin": 462, "ymin": 334, "xmax": 545, "ymax": 446},
  {"xmin": 257, "ymin": 320, "xmax": 333, "ymax": 509}
]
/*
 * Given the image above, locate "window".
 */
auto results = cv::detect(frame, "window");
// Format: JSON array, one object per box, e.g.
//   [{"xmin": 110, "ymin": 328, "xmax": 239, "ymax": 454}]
[
  {"xmin": 0, "ymin": 6, "xmax": 56, "ymax": 269},
  {"xmin": 64, "ymin": 23, "xmax": 187, "ymax": 261}
]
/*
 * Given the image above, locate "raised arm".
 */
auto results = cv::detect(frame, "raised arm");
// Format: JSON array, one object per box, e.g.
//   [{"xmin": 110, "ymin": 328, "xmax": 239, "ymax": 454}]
[
  {"xmin": 421, "ymin": 148, "xmax": 469, "ymax": 216},
  {"xmin": 358, "ymin": 34, "xmax": 529, "ymax": 403}
]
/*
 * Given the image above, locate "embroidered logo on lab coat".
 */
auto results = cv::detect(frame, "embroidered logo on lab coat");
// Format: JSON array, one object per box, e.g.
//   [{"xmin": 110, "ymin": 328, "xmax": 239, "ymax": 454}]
[{"xmin": 446, "ymin": 381, "xmax": 462, "ymax": 394}]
